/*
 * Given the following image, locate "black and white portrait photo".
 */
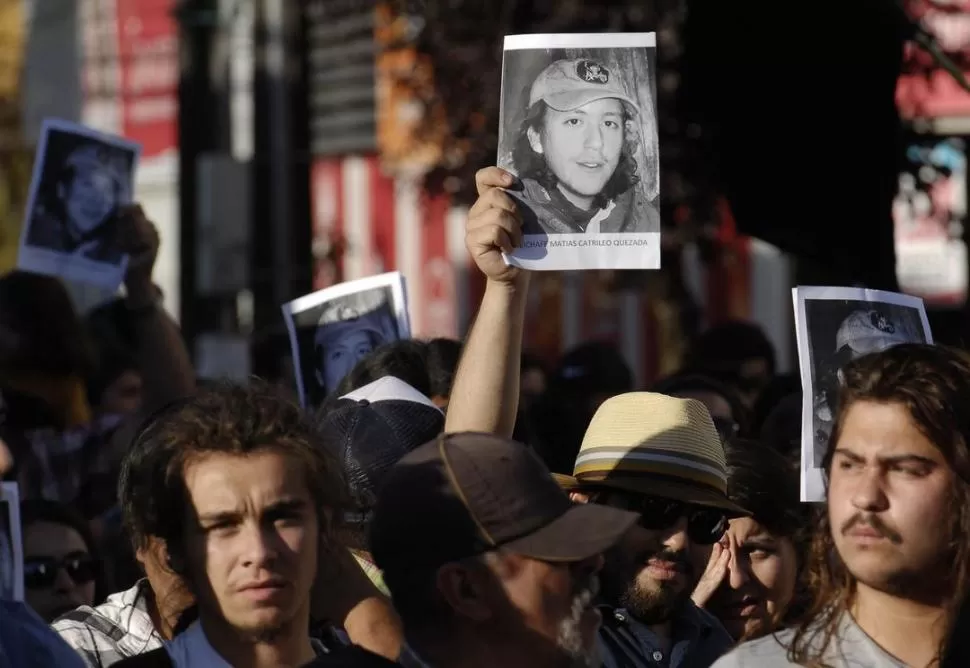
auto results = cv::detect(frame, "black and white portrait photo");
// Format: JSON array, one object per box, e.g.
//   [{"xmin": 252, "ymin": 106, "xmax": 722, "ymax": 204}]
[
  {"xmin": 793, "ymin": 286, "xmax": 932, "ymax": 502},
  {"xmin": 18, "ymin": 119, "xmax": 140, "ymax": 290},
  {"xmin": 0, "ymin": 482, "xmax": 23, "ymax": 602},
  {"xmin": 282, "ymin": 272, "xmax": 411, "ymax": 408},
  {"xmin": 498, "ymin": 33, "xmax": 660, "ymax": 271}
]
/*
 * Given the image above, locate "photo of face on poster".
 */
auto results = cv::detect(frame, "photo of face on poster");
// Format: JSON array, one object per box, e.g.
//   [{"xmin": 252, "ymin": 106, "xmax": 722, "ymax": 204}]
[
  {"xmin": 18, "ymin": 119, "xmax": 140, "ymax": 290},
  {"xmin": 0, "ymin": 482, "xmax": 24, "ymax": 602},
  {"xmin": 497, "ymin": 33, "xmax": 660, "ymax": 271},
  {"xmin": 282, "ymin": 272, "xmax": 411, "ymax": 408},
  {"xmin": 793, "ymin": 286, "xmax": 932, "ymax": 502}
]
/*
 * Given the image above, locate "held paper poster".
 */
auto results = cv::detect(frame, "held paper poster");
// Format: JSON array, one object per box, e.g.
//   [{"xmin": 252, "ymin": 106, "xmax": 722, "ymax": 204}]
[
  {"xmin": 282, "ymin": 272, "xmax": 411, "ymax": 408},
  {"xmin": 498, "ymin": 33, "xmax": 660, "ymax": 271},
  {"xmin": 18, "ymin": 118, "xmax": 141, "ymax": 291},
  {"xmin": 793, "ymin": 286, "xmax": 932, "ymax": 502}
]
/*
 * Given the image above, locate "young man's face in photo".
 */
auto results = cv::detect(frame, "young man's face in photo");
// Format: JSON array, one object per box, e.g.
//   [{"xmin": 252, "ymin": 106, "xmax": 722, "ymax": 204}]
[
  {"xmin": 64, "ymin": 168, "xmax": 117, "ymax": 234},
  {"xmin": 530, "ymin": 98, "xmax": 625, "ymax": 209},
  {"xmin": 315, "ymin": 324, "xmax": 381, "ymax": 392}
]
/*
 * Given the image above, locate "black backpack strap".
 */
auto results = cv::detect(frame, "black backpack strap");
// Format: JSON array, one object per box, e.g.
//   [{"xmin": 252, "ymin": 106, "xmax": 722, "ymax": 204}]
[{"xmin": 113, "ymin": 648, "xmax": 175, "ymax": 668}]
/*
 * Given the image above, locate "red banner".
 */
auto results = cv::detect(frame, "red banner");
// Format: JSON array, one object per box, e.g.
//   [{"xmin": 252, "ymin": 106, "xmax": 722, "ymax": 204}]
[
  {"xmin": 897, "ymin": 1, "xmax": 970, "ymax": 118},
  {"xmin": 114, "ymin": 0, "xmax": 178, "ymax": 159}
]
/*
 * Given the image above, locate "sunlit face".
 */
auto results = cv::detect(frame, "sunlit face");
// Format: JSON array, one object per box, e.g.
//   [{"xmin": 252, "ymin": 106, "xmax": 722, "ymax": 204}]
[
  {"xmin": 316, "ymin": 327, "xmax": 378, "ymax": 392},
  {"xmin": 182, "ymin": 451, "xmax": 319, "ymax": 639},
  {"xmin": 529, "ymin": 98, "xmax": 625, "ymax": 210},
  {"xmin": 829, "ymin": 401, "xmax": 953, "ymax": 599},
  {"xmin": 64, "ymin": 169, "xmax": 117, "ymax": 234},
  {"xmin": 480, "ymin": 551, "xmax": 604, "ymax": 668},
  {"xmin": 23, "ymin": 521, "xmax": 97, "ymax": 622},
  {"xmin": 706, "ymin": 518, "xmax": 799, "ymax": 641}
]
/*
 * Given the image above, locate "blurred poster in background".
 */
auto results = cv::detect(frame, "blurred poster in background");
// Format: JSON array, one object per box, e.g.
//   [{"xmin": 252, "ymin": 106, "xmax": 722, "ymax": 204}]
[
  {"xmin": 0, "ymin": 0, "xmax": 31, "ymax": 274},
  {"xmin": 893, "ymin": 136, "xmax": 969, "ymax": 306}
]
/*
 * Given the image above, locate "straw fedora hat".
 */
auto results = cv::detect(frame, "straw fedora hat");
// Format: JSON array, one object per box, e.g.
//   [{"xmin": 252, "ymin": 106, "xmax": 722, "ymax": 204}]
[{"xmin": 557, "ymin": 392, "xmax": 747, "ymax": 515}]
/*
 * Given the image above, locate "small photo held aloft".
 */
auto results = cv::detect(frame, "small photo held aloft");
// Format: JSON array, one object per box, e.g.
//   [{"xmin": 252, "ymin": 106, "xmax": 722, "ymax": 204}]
[
  {"xmin": 282, "ymin": 272, "xmax": 411, "ymax": 408},
  {"xmin": 0, "ymin": 482, "xmax": 24, "ymax": 602},
  {"xmin": 497, "ymin": 33, "xmax": 660, "ymax": 271},
  {"xmin": 18, "ymin": 119, "xmax": 141, "ymax": 291},
  {"xmin": 792, "ymin": 286, "xmax": 933, "ymax": 502}
]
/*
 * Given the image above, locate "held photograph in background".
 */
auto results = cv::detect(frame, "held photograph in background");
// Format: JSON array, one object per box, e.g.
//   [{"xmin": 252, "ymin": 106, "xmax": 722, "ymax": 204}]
[
  {"xmin": 792, "ymin": 286, "xmax": 932, "ymax": 501},
  {"xmin": 282, "ymin": 272, "xmax": 411, "ymax": 408},
  {"xmin": 0, "ymin": 482, "xmax": 23, "ymax": 602},
  {"xmin": 17, "ymin": 119, "xmax": 140, "ymax": 291},
  {"xmin": 497, "ymin": 32, "xmax": 660, "ymax": 271}
]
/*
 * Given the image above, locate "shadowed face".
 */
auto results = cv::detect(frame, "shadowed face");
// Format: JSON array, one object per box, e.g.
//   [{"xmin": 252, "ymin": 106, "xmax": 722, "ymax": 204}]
[
  {"xmin": 528, "ymin": 98, "xmax": 625, "ymax": 210},
  {"xmin": 64, "ymin": 169, "xmax": 117, "ymax": 234}
]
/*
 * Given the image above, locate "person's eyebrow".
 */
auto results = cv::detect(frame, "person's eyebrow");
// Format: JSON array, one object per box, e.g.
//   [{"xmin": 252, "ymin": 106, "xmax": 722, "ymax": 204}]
[
  {"xmin": 263, "ymin": 498, "xmax": 309, "ymax": 517},
  {"xmin": 196, "ymin": 509, "xmax": 242, "ymax": 526},
  {"xmin": 832, "ymin": 448, "xmax": 865, "ymax": 463},
  {"xmin": 833, "ymin": 448, "xmax": 939, "ymax": 468}
]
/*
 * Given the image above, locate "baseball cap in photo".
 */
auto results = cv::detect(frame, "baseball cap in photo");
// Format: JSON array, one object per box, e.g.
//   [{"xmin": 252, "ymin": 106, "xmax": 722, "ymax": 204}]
[
  {"xmin": 369, "ymin": 432, "xmax": 639, "ymax": 577},
  {"xmin": 318, "ymin": 376, "xmax": 445, "ymax": 522},
  {"xmin": 530, "ymin": 58, "xmax": 641, "ymax": 115},
  {"xmin": 835, "ymin": 309, "xmax": 911, "ymax": 356}
]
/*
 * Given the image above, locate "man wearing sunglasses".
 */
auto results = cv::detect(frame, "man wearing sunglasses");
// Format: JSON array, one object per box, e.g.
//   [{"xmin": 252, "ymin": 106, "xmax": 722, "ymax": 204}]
[{"xmin": 556, "ymin": 393, "xmax": 744, "ymax": 668}]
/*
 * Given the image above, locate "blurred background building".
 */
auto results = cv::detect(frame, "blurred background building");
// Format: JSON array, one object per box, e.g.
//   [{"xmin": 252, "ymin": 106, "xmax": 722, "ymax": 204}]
[{"xmin": 2, "ymin": 0, "xmax": 968, "ymax": 385}]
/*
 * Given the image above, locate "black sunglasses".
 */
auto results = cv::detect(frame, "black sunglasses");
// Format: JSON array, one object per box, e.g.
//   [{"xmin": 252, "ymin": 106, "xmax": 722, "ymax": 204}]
[
  {"xmin": 24, "ymin": 554, "xmax": 98, "ymax": 590},
  {"xmin": 594, "ymin": 491, "xmax": 727, "ymax": 545}
]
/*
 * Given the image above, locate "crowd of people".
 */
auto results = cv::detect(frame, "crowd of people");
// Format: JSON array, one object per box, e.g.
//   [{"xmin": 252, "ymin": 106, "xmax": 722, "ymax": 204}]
[{"xmin": 1, "ymin": 167, "xmax": 969, "ymax": 667}]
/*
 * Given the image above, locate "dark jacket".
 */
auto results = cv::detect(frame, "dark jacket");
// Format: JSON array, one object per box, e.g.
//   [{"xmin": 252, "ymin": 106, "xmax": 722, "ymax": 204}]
[{"xmin": 302, "ymin": 645, "xmax": 401, "ymax": 668}]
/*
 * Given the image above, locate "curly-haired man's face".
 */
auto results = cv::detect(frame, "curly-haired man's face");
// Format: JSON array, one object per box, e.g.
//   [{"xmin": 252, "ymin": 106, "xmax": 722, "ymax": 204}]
[
  {"xmin": 528, "ymin": 98, "xmax": 624, "ymax": 210},
  {"xmin": 182, "ymin": 450, "xmax": 319, "ymax": 641},
  {"xmin": 64, "ymin": 169, "xmax": 116, "ymax": 234}
]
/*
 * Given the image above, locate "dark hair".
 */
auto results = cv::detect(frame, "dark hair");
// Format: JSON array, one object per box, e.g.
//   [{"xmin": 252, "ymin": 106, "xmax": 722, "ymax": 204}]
[
  {"xmin": 84, "ymin": 298, "xmax": 138, "ymax": 405},
  {"xmin": 521, "ymin": 352, "xmax": 548, "ymax": 376},
  {"xmin": 330, "ymin": 339, "xmax": 432, "ymax": 403},
  {"xmin": 758, "ymin": 392, "xmax": 802, "ymax": 459},
  {"xmin": 0, "ymin": 271, "xmax": 95, "ymax": 377},
  {"xmin": 651, "ymin": 372, "xmax": 750, "ymax": 437},
  {"xmin": 789, "ymin": 343, "xmax": 970, "ymax": 666},
  {"xmin": 723, "ymin": 439, "xmax": 807, "ymax": 543},
  {"xmin": 118, "ymin": 379, "xmax": 346, "ymax": 586},
  {"xmin": 684, "ymin": 320, "xmax": 777, "ymax": 380},
  {"xmin": 511, "ymin": 101, "xmax": 642, "ymax": 206},
  {"xmin": 550, "ymin": 341, "xmax": 633, "ymax": 399},
  {"xmin": 20, "ymin": 499, "xmax": 107, "ymax": 601},
  {"xmin": 750, "ymin": 373, "xmax": 801, "ymax": 436},
  {"xmin": 426, "ymin": 338, "xmax": 463, "ymax": 399}
]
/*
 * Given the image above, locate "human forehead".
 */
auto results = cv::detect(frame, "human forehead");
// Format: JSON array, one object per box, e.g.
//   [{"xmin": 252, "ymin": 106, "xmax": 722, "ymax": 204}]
[
  {"xmin": 727, "ymin": 517, "xmax": 775, "ymax": 542},
  {"xmin": 182, "ymin": 450, "xmax": 314, "ymax": 512},
  {"xmin": 833, "ymin": 400, "xmax": 947, "ymax": 464}
]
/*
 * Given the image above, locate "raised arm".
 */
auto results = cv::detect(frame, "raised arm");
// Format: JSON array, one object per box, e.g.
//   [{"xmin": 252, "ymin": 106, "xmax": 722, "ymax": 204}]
[{"xmin": 444, "ymin": 167, "xmax": 530, "ymax": 438}]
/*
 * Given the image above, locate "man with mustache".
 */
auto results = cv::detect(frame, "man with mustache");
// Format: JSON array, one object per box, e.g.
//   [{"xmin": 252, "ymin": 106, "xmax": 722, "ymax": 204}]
[
  {"xmin": 715, "ymin": 344, "xmax": 970, "ymax": 667},
  {"xmin": 441, "ymin": 167, "xmax": 740, "ymax": 667}
]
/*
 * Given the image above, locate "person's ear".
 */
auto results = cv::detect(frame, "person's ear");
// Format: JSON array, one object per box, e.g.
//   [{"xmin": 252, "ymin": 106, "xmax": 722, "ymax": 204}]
[
  {"xmin": 431, "ymin": 396, "xmax": 449, "ymax": 411},
  {"xmin": 527, "ymin": 126, "xmax": 543, "ymax": 155},
  {"xmin": 570, "ymin": 491, "xmax": 592, "ymax": 504},
  {"xmin": 435, "ymin": 561, "xmax": 495, "ymax": 623}
]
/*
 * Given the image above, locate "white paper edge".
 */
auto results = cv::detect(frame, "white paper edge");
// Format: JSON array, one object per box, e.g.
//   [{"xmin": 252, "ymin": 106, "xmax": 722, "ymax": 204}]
[
  {"xmin": 792, "ymin": 286, "xmax": 934, "ymax": 503},
  {"xmin": 17, "ymin": 118, "xmax": 143, "ymax": 291},
  {"xmin": 281, "ymin": 271, "xmax": 412, "ymax": 408},
  {"xmin": 504, "ymin": 33, "xmax": 656, "ymax": 51},
  {"xmin": 1, "ymin": 482, "xmax": 23, "ymax": 602}
]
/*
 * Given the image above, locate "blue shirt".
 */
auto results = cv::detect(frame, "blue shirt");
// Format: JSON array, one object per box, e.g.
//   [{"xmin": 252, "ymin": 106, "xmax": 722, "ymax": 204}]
[{"xmin": 0, "ymin": 599, "xmax": 86, "ymax": 668}]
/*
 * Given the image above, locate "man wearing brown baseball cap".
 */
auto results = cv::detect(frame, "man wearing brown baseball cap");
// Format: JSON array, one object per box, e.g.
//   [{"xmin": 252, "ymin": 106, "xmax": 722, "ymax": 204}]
[{"xmin": 308, "ymin": 432, "xmax": 637, "ymax": 668}]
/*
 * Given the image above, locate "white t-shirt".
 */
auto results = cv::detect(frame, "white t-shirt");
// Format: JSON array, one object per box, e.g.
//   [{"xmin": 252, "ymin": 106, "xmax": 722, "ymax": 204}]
[{"xmin": 712, "ymin": 612, "xmax": 909, "ymax": 668}]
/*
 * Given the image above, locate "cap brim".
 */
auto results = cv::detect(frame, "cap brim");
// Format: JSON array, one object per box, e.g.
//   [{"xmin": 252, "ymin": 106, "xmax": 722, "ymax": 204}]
[
  {"xmin": 556, "ymin": 473, "xmax": 749, "ymax": 518},
  {"xmin": 543, "ymin": 90, "xmax": 640, "ymax": 116},
  {"xmin": 502, "ymin": 502, "xmax": 638, "ymax": 563}
]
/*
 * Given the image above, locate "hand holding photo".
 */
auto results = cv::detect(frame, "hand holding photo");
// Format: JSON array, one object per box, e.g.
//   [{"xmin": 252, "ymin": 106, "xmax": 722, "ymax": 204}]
[
  {"xmin": 282, "ymin": 272, "xmax": 411, "ymax": 408},
  {"xmin": 0, "ymin": 482, "xmax": 23, "ymax": 602},
  {"xmin": 18, "ymin": 119, "xmax": 141, "ymax": 291},
  {"xmin": 792, "ymin": 286, "xmax": 933, "ymax": 502},
  {"xmin": 497, "ymin": 33, "xmax": 660, "ymax": 271}
]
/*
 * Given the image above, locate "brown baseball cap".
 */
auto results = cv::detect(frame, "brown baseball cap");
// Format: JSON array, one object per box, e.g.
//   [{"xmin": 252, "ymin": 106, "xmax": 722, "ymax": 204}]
[{"xmin": 369, "ymin": 432, "xmax": 639, "ymax": 575}]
